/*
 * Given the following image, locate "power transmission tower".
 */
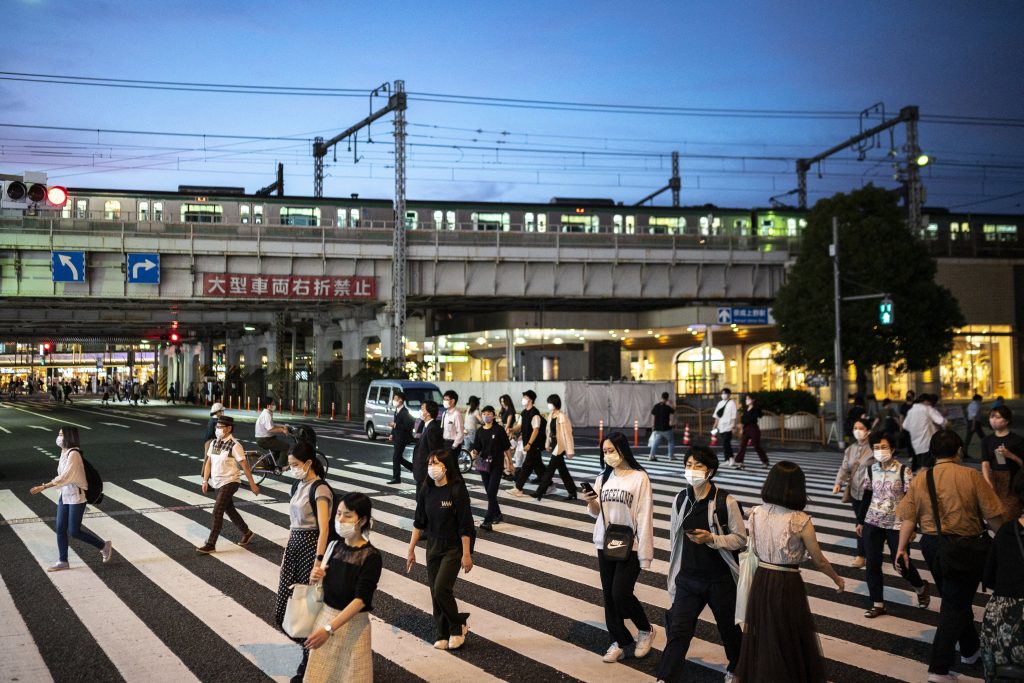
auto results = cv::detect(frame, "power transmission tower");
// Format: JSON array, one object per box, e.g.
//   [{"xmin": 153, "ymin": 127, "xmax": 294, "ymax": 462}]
[
  {"xmin": 310, "ymin": 81, "xmax": 408, "ymax": 360},
  {"xmin": 633, "ymin": 150, "xmax": 681, "ymax": 206}
]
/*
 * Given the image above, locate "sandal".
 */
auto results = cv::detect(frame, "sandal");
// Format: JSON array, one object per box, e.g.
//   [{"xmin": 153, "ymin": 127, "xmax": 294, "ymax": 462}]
[{"xmin": 864, "ymin": 605, "xmax": 887, "ymax": 619}]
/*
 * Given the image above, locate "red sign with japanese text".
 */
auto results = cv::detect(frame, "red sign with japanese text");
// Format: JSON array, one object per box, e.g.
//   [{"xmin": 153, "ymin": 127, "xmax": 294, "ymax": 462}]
[{"xmin": 202, "ymin": 273, "xmax": 377, "ymax": 299}]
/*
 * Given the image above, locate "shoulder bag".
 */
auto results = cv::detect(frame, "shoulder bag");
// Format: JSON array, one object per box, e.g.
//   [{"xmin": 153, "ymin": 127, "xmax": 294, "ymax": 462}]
[
  {"xmin": 598, "ymin": 477, "xmax": 634, "ymax": 562},
  {"xmin": 282, "ymin": 540, "xmax": 337, "ymax": 638},
  {"xmin": 734, "ymin": 510, "xmax": 758, "ymax": 625},
  {"xmin": 925, "ymin": 467, "xmax": 991, "ymax": 581}
]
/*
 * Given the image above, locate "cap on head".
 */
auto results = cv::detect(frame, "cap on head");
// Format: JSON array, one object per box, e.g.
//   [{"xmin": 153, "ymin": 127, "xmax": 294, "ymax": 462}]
[
  {"xmin": 217, "ymin": 415, "xmax": 235, "ymax": 427},
  {"xmin": 210, "ymin": 402, "xmax": 225, "ymax": 415}
]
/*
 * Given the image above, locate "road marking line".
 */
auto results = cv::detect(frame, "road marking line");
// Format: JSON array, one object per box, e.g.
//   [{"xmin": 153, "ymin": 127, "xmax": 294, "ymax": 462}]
[
  {"xmin": 28, "ymin": 425, "xmax": 51, "ymax": 431},
  {"xmin": 1, "ymin": 405, "xmax": 92, "ymax": 429},
  {"xmin": 100, "ymin": 422, "xmax": 130, "ymax": 429},
  {"xmin": 60, "ymin": 405, "xmax": 165, "ymax": 427},
  {"xmin": 0, "ymin": 562, "xmax": 54, "ymax": 682},
  {"xmin": 0, "ymin": 425, "xmax": 11, "ymax": 433}
]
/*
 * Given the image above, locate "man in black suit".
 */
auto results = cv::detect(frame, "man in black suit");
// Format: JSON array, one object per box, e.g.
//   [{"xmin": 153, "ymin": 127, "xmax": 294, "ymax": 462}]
[
  {"xmin": 412, "ymin": 400, "xmax": 443, "ymax": 485},
  {"xmin": 386, "ymin": 390, "xmax": 416, "ymax": 484}
]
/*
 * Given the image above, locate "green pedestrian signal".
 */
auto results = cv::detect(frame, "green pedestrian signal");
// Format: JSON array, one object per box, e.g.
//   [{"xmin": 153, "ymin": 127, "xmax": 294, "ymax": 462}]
[{"xmin": 879, "ymin": 297, "xmax": 894, "ymax": 326}]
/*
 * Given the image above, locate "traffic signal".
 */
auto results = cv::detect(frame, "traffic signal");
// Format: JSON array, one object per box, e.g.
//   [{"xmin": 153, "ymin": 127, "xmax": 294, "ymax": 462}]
[
  {"xmin": 169, "ymin": 332, "xmax": 180, "ymax": 343},
  {"xmin": 1, "ymin": 172, "xmax": 68, "ymax": 210},
  {"xmin": 39, "ymin": 342, "xmax": 52, "ymax": 365},
  {"xmin": 879, "ymin": 297, "xmax": 894, "ymax": 326}
]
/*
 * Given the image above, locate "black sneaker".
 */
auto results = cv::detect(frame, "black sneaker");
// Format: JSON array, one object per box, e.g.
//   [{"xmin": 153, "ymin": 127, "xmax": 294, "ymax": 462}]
[
  {"xmin": 196, "ymin": 544, "xmax": 216, "ymax": 554},
  {"xmin": 480, "ymin": 521, "xmax": 493, "ymax": 531}
]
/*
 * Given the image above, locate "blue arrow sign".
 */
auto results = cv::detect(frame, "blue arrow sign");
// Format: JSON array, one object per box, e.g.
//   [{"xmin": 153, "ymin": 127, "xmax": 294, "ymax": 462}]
[
  {"xmin": 126, "ymin": 253, "xmax": 160, "ymax": 284},
  {"xmin": 51, "ymin": 251, "xmax": 86, "ymax": 282}
]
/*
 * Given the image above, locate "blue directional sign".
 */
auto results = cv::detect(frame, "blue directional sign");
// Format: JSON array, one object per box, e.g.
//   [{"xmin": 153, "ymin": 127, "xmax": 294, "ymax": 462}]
[
  {"xmin": 717, "ymin": 306, "xmax": 772, "ymax": 325},
  {"xmin": 126, "ymin": 253, "xmax": 160, "ymax": 284},
  {"xmin": 51, "ymin": 251, "xmax": 86, "ymax": 282}
]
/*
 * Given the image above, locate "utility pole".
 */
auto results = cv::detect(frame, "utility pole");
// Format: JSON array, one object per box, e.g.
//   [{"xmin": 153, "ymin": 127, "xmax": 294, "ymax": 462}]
[
  {"xmin": 255, "ymin": 163, "xmax": 284, "ymax": 197},
  {"xmin": 310, "ymin": 81, "xmax": 408, "ymax": 360},
  {"xmin": 633, "ymin": 150, "xmax": 681, "ymax": 207},
  {"xmin": 831, "ymin": 216, "xmax": 845, "ymax": 449}
]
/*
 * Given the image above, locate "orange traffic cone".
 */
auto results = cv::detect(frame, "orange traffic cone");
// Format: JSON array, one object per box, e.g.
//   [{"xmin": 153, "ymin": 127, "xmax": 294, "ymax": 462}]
[{"xmin": 683, "ymin": 423, "xmax": 691, "ymax": 446}]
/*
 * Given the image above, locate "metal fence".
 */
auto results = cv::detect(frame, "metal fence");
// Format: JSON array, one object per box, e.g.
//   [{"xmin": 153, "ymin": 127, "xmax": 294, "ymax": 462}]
[{"xmin": 672, "ymin": 407, "xmax": 825, "ymax": 446}]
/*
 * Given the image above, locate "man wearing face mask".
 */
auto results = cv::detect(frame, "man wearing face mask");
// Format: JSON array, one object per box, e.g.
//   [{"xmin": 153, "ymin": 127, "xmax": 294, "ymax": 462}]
[
  {"xmin": 510, "ymin": 390, "xmax": 546, "ymax": 497},
  {"xmin": 387, "ymin": 391, "xmax": 416, "ymax": 485},
  {"xmin": 661, "ymin": 446, "xmax": 746, "ymax": 682},
  {"xmin": 412, "ymin": 401, "xmax": 444, "ymax": 485},
  {"xmin": 440, "ymin": 390, "xmax": 465, "ymax": 457},
  {"xmin": 255, "ymin": 397, "xmax": 291, "ymax": 469},
  {"xmin": 198, "ymin": 415, "xmax": 260, "ymax": 553},
  {"xmin": 714, "ymin": 388, "xmax": 738, "ymax": 467}
]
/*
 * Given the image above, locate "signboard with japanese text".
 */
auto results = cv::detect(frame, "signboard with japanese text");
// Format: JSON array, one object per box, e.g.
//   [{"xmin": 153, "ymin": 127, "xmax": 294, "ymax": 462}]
[{"xmin": 202, "ymin": 274, "xmax": 377, "ymax": 300}]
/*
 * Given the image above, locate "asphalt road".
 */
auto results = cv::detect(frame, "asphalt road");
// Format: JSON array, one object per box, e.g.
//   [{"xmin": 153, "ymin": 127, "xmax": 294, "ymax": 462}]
[{"xmin": 0, "ymin": 397, "xmax": 987, "ymax": 683}]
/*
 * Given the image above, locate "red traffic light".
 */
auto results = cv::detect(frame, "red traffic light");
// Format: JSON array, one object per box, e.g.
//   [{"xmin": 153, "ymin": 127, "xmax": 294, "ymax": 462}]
[
  {"xmin": 42, "ymin": 342, "xmax": 52, "ymax": 352},
  {"xmin": 169, "ymin": 332, "xmax": 180, "ymax": 343},
  {"xmin": 46, "ymin": 186, "xmax": 68, "ymax": 207}
]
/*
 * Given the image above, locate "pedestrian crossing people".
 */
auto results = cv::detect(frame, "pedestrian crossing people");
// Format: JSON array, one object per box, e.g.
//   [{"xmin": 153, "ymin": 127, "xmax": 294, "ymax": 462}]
[
  {"xmin": 980, "ymin": 471, "xmax": 1024, "ymax": 681},
  {"xmin": 903, "ymin": 394, "xmax": 946, "ymax": 470},
  {"xmin": 583, "ymin": 431, "xmax": 656, "ymax": 663},
  {"xmin": 735, "ymin": 461, "xmax": 845, "ymax": 683},
  {"xmin": 896, "ymin": 430, "xmax": 1005, "ymax": 682},
  {"xmin": 275, "ymin": 441, "xmax": 333, "ymax": 682},
  {"xmin": 471, "ymin": 405, "xmax": 512, "ymax": 531},
  {"xmin": 412, "ymin": 401, "xmax": 443, "ymax": 485},
  {"xmin": 981, "ymin": 405, "xmax": 1024, "ymax": 520},
  {"xmin": 832, "ymin": 418, "xmax": 874, "ymax": 568},
  {"xmin": 463, "ymin": 395, "xmax": 482, "ymax": 454},
  {"xmin": 855, "ymin": 432, "xmax": 929, "ymax": 618},
  {"xmin": 533, "ymin": 394, "xmax": 578, "ymax": 501},
  {"xmin": 732, "ymin": 394, "xmax": 769, "ymax": 469},
  {"xmin": 304, "ymin": 492, "xmax": 382, "ymax": 683},
  {"xmin": 386, "ymin": 390, "xmax": 415, "ymax": 485},
  {"xmin": 29, "ymin": 426, "xmax": 113, "ymax": 571},
  {"xmin": 714, "ymin": 388, "xmax": 738, "ymax": 466},
  {"xmin": 197, "ymin": 415, "xmax": 259, "ymax": 553},
  {"xmin": 406, "ymin": 449, "xmax": 475, "ymax": 650},
  {"xmin": 510, "ymin": 390, "xmax": 546, "ymax": 496},
  {"xmin": 658, "ymin": 446, "xmax": 745, "ymax": 682},
  {"xmin": 441, "ymin": 390, "xmax": 464, "ymax": 456},
  {"xmin": 648, "ymin": 391, "xmax": 675, "ymax": 462}
]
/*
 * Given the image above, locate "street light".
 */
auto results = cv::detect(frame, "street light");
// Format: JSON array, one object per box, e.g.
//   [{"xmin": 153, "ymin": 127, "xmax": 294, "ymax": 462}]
[{"xmin": 916, "ymin": 154, "xmax": 930, "ymax": 167}]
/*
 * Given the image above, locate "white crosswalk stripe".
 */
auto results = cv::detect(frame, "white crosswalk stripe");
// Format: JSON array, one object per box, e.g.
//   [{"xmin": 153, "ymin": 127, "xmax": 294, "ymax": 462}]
[{"xmin": 0, "ymin": 446, "xmax": 988, "ymax": 682}]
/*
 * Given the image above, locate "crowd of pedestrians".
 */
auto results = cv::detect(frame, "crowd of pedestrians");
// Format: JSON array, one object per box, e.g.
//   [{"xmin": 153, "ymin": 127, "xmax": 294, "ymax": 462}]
[{"xmin": 24, "ymin": 385, "xmax": 1024, "ymax": 682}]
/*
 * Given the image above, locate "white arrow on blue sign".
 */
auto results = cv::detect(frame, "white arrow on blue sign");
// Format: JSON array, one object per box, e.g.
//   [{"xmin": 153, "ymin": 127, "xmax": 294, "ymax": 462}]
[
  {"xmin": 51, "ymin": 251, "xmax": 86, "ymax": 282},
  {"xmin": 126, "ymin": 253, "xmax": 160, "ymax": 284}
]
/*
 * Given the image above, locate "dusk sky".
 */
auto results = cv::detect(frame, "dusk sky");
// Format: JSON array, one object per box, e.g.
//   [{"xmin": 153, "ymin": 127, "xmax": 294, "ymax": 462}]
[{"xmin": 2, "ymin": 0, "xmax": 1022, "ymax": 211}]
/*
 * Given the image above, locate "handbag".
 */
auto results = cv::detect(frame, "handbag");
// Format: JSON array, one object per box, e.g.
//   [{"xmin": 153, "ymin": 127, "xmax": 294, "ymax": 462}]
[
  {"xmin": 512, "ymin": 438, "xmax": 526, "ymax": 469},
  {"xmin": 734, "ymin": 517, "xmax": 758, "ymax": 625},
  {"xmin": 925, "ymin": 467, "xmax": 991, "ymax": 581},
  {"xmin": 282, "ymin": 540, "xmax": 337, "ymax": 638},
  {"xmin": 598, "ymin": 482, "xmax": 634, "ymax": 562}
]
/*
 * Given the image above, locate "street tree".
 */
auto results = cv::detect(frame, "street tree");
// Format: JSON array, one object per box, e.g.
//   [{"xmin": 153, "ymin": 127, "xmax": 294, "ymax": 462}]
[{"xmin": 772, "ymin": 185, "xmax": 965, "ymax": 395}]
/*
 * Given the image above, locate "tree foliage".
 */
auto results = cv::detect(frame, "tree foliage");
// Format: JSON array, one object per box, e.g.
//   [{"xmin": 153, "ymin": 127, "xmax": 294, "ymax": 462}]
[{"xmin": 772, "ymin": 186, "xmax": 964, "ymax": 389}]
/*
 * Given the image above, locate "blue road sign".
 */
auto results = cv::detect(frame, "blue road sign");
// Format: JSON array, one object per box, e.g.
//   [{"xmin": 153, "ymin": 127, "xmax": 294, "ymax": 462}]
[
  {"xmin": 126, "ymin": 253, "xmax": 160, "ymax": 284},
  {"xmin": 51, "ymin": 251, "xmax": 86, "ymax": 282},
  {"xmin": 717, "ymin": 306, "xmax": 772, "ymax": 325}
]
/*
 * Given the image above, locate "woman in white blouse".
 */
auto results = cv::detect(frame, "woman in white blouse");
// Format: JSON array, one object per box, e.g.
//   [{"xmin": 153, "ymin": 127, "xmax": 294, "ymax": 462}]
[{"xmin": 30, "ymin": 426, "xmax": 113, "ymax": 571}]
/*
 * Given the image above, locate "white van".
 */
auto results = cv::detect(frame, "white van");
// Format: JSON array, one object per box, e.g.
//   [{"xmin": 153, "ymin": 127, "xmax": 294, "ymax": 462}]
[{"xmin": 364, "ymin": 379, "xmax": 442, "ymax": 440}]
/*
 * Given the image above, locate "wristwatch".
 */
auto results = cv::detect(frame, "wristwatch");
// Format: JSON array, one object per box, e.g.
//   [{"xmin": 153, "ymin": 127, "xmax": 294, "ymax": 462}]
[{"xmin": 323, "ymin": 623, "xmax": 333, "ymax": 636}]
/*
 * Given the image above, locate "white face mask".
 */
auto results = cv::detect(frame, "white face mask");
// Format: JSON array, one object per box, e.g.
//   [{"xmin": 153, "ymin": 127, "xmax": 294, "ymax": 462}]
[
  {"xmin": 288, "ymin": 464, "xmax": 308, "ymax": 479},
  {"xmin": 684, "ymin": 469, "xmax": 708, "ymax": 488},
  {"xmin": 521, "ymin": 398, "xmax": 530, "ymax": 407},
  {"xmin": 873, "ymin": 448, "xmax": 893, "ymax": 463},
  {"xmin": 393, "ymin": 400, "xmax": 400, "ymax": 408},
  {"xmin": 547, "ymin": 403, "xmax": 555, "ymax": 412},
  {"xmin": 215, "ymin": 428, "xmax": 225, "ymax": 439},
  {"xmin": 55, "ymin": 435, "xmax": 64, "ymax": 448},
  {"xmin": 853, "ymin": 429, "xmax": 868, "ymax": 442},
  {"xmin": 428, "ymin": 465, "xmax": 445, "ymax": 481},
  {"xmin": 335, "ymin": 521, "xmax": 360, "ymax": 540},
  {"xmin": 443, "ymin": 399, "xmax": 452, "ymax": 408},
  {"xmin": 604, "ymin": 451, "xmax": 623, "ymax": 468}
]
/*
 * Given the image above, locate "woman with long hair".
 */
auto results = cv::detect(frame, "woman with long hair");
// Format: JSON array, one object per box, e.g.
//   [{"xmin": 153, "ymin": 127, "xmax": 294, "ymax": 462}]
[
  {"xmin": 304, "ymin": 492, "xmax": 382, "ymax": 683},
  {"xmin": 832, "ymin": 417, "xmax": 874, "ymax": 567},
  {"xmin": 463, "ymin": 395, "xmax": 482, "ymax": 454},
  {"xmin": 406, "ymin": 449, "xmax": 475, "ymax": 650},
  {"xmin": 581, "ymin": 431, "xmax": 656, "ymax": 663},
  {"xmin": 274, "ymin": 441, "xmax": 332, "ymax": 682},
  {"xmin": 735, "ymin": 461, "xmax": 845, "ymax": 683},
  {"xmin": 30, "ymin": 426, "xmax": 113, "ymax": 570}
]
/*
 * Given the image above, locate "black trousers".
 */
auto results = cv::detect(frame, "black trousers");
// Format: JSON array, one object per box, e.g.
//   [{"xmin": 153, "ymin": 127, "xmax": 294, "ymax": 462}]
[
  {"xmin": 426, "ymin": 538, "xmax": 466, "ymax": 641},
  {"xmin": 919, "ymin": 533, "xmax": 981, "ymax": 675},
  {"xmin": 535, "ymin": 453, "xmax": 576, "ymax": 497},
  {"xmin": 478, "ymin": 465, "xmax": 503, "ymax": 522},
  {"xmin": 719, "ymin": 430, "xmax": 734, "ymax": 461},
  {"xmin": 658, "ymin": 576, "xmax": 743, "ymax": 681},
  {"xmin": 514, "ymin": 447, "xmax": 546, "ymax": 490},
  {"xmin": 963, "ymin": 419, "xmax": 985, "ymax": 451},
  {"xmin": 392, "ymin": 441, "xmax": 413, "ymax": 480},
  {"xmin": 735, "ymin": 425, "xmax": 769, "ymax": 465},
  {"xmin": 862, "ymin": 523, "xmax": 924, "ymax": 604},
  {"xmin": 597, "ymin": 549, "xmax": 651, "ymax": 648}
]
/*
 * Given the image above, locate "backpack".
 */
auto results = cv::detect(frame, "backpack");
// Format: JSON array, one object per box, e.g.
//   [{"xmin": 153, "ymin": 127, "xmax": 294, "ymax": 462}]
[
  {"xmin": 292, "ymin": 478, "xmax": 343, "ymax": 543},
  {"xmin": 70, "ymin": 448, "xmax": 104, "ymax": 506},
  {"xmin": 675, "ymin": 483, "xmax": 742, "ymax": 561}
]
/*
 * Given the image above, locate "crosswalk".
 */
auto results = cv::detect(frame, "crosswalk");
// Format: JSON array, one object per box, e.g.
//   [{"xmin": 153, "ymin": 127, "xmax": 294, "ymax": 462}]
[{"xmin": 0, "ymin": 444, "xmax": 988, "ymax": 682}]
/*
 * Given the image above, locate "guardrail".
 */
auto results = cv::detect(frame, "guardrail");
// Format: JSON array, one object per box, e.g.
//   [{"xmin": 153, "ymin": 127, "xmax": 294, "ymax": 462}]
[{"xmin": 674, "ymin": 406, "xmax": 825, "ymax": 446}]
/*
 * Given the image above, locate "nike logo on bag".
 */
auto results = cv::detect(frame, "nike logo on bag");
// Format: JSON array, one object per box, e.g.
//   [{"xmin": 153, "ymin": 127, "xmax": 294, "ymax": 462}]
[{"xmin": 607, "ymin": 540, "xmax": 626, "ymax": 549}]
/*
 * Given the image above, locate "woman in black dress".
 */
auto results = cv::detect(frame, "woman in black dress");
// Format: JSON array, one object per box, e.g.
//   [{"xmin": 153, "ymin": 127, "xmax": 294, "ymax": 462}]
[{"xmin": 733, "ymin": 394, "xmax": 770, "ymax": 469}]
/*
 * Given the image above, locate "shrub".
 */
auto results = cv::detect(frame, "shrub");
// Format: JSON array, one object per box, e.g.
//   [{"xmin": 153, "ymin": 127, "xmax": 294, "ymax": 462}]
[{"xmin": 746, "ymin": 389, "xmax": 819, "ymax": 415}]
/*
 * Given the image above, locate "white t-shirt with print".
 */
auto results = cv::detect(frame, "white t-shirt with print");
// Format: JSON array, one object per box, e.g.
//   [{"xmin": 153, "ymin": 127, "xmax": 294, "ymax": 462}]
[{"xmin": 207, "ymin": 438, "xmax": 245, "ymax": 488}]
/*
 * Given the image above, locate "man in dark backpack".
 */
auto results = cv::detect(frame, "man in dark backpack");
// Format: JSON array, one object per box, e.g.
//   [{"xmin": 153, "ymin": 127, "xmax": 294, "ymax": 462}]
[{"xmin": 659, "ymin": 446, "xmax": 746, "ymax": 683}]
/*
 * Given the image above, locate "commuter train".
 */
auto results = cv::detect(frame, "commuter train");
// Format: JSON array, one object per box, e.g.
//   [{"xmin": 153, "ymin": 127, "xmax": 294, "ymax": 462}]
[{"xmin": 43, "ymin": 185, "xmax": 1024, "ymax": 252}]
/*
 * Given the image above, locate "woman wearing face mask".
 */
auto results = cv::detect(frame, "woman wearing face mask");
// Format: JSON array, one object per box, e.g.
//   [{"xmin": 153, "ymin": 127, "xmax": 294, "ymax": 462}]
[
  {"xmin": 304, "ymin": 492, "xmax": 382, "ymax": 683},
  {"xmin": 274, "ymin": 441, "xmax": 333, "ymax": 682},
  {"xmin": 660, "ymin": 446, "xmax": 746, "ymax": 682},
  {"xmin": 855, "ymin": 433, "xmax": 928, "ymax": 618},
  {"xmin": 472, "ymin": 406, "xmax": 512, "ymax": 531},
  {"xmin": 406, "ymin": 449, "xmax": 475, "ymax": 650},
  {"xmin": 732, "ymin": 395, "xmax": 769, "ymax": 469},
  {"xmin": 463, "ymin": 396, "xmax": 482, "ymax": 454},
  {"xmin": 29, "ymin": 426, "xmax": 113, "ymax": 571},
  {"xmin": 581, "ymin": 432, "xmax": 656, "ymax": 663},
  {"xmin": 533, "ymin": 394, "xmax": 578, "ymax": 501},
  {"xmin": 832, "ymin": 418, "xmax": 874, "ymax": 568}
]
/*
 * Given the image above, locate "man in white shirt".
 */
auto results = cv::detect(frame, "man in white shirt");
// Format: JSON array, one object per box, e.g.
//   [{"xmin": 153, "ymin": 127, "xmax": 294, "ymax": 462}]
[
  {"xmin": 715, "ymin": 388, "xmax": 739, "ymax": 467},
  {"xmin": 255, "ymin": 397, "xmax": 290, "ymax": 467},
  {"xmin": 902, "ymin": 393, "xmax": 946, "ymax": 470},
  {"xmin": 441, "ymin": 390, "xmax": 464, "ymax": 452}
]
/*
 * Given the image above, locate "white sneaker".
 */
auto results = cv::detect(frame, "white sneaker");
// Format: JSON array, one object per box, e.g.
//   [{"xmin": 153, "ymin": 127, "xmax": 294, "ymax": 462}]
[
  {"xmin": 961, "ymin": 647, "xmax": 981, "ymax": 665},
  {"xmin": 448, "ymin": 634, "xmax": 465, "ymax": 649},
  {"xmin": 602, "ymin": 642, "xmax": 624, "ymax": 663},
  {"xmin": 433, "ymin": 639, "xmax": 448, "ymax": 650},
  {"xmin": 47, "ymin": 561, "xmax": 70, "ymax": 572},
  {"xmin": 101, "ymin": 540, "xmax": 113, "ymax": 563},
  {"xmin": 633, "ymin": 627, "xmax": 655, "ymax": 658},
  {"xmin": 724, "ymin": 673, "xmax": 736, "ymax": 683},
  {"xmin": 725, "ymin": 458, "xmax": 736, "ymax": 468}
]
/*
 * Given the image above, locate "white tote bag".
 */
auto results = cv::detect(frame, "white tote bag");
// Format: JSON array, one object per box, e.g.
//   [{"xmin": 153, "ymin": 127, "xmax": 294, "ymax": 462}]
[
  {"xmin": 283, "ymin": 540, "xmax": 337, "ymax": 638},
  {"xmin": 734, "ymin": 531, "xmax": 758, "ymax": 625},
  {"xmin": 513, "ymin": 438, "xmax": 526, "ymax": 469}
]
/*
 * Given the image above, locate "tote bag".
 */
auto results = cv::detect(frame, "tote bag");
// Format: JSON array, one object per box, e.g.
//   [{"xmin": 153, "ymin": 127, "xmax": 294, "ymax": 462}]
[
  {"xmin": 283, "ymin": 540, "xmax": 337, "ymax": 638},
  {"xmin": 734, "ymin": 523, "xmax": 758, "ymax": 625}
]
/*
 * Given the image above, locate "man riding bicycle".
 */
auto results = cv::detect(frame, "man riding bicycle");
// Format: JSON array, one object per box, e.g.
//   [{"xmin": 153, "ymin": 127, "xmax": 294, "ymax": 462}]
[{"xmin": 255, "ymin": 397, "xmax": 290, "ymax": 468}]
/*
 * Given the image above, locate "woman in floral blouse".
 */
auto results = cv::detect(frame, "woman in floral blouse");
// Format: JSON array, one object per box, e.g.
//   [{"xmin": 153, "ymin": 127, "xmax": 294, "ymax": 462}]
[{"xmin": 855, "ymin": 432, "xmax": 929, "ymax": 618}]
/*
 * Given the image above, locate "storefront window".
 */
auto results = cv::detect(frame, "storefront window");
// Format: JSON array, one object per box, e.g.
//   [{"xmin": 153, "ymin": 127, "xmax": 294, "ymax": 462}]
[
  {"xmin": 675, "ymin": 346, "xmax": 724, "ymax": 395},
  {"xmin": 940, "ymin": 325, "xmax": 1015, "ymax": 398}
]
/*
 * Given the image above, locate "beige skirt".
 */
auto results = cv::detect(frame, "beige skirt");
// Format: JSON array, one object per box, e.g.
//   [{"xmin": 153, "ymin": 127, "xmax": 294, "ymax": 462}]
[{"xmin": 303, "ymin": 607, "xmax": 372, "ymax": 683}]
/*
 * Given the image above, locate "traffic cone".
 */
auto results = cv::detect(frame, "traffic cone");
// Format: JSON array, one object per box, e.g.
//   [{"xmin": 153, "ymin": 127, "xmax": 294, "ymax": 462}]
[{"xmin": 683, "ymin": 423, "xmax": 691, "ymax": 446}]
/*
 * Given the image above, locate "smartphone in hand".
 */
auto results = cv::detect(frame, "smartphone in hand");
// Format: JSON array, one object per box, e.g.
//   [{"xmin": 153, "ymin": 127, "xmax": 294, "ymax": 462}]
[{"xmin": 579, "ymin": 482, "xmax": 596, "ymax": 496}]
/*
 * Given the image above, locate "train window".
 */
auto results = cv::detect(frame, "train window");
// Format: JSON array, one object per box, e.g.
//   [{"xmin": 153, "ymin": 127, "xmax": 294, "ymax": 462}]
[
  {"xmin": 433, "ymin": 210, "xmax": 443, "ymax": 230},
  {"xmin": 625, "ymin": 215, "xmax": 635, "ymax": 234},
  {"xmin": 153, "ymin": 202, "xmax": 163, "ymax": 221},
  {"xmin": 983, "ymin": 224, "xmax": 1018, "ymax": 242},
  {"xmin": 253, "ymin": 205, "xmax": 264, "ymax": 225},
  {"xmin": 446, "ymin": 210, "xmax": 456, "ymax": 230},
  {"xmin": 181, "ymin": 203, "xmax": 223, "ymax": 223},
  {"xmin": 281, "ymin": 207, "xmax": 320, "ymax": 227},
  {"xmin": 139, "ymin": 201, "xmax": 149, "ymax": 221},
  {"xmin": 350, "ymin": 209, "xmax": 360, "ymax": 228},
  {"xmin": 613, "ymin": 214, "xmax": 623, "ymax": 234},
  {"xmin": 337, "ymin": 208, "xmax": 347, "ymax": 228},
  {"xmin": 104, "ymin": 200, "xmax": 122, "ymax": 220},
  {"xmin": 405, "ymin": 210, "xmax": 418, "ymax": 230},
  {"xmin": 786, "ymin": 218, "xmax": 798, "ymax": 236},
  {"xmin": 241, "ymin": 205, "xmax": 251, "ymax": 224},
  {"xmin": 472, "ymin": 212, "xmax": 510, "ymax": 231},
  {"xmin": 649, "ymin": 216, "xmax": 684, "ymax": 235},
  {"xmin": 525, "ymin": 212, "xmax": 535, "ymax": 232},
  {"xmin": 75, "ymin": 199, "xmax": 87, "ymax": 219},
  {"xmin": 560, "ymin": 214, "xmax": 592, "ymax": 233},
  {"xmin": 924, "ymin": 223, "xmax": 939, "ymax": 240},
  {"xmin": 538, "ymin": 213, "xmax": 547, "ymax": 233}
]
